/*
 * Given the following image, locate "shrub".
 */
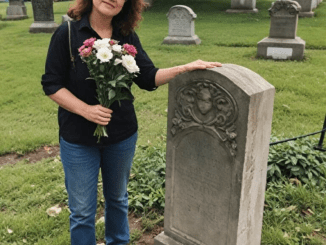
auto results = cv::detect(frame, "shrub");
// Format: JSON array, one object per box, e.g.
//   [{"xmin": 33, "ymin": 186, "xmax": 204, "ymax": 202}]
[
  {"xmin": 128, "ymin": 144, "xmax": 166, "ymax": 212},
  {"xmin": 267, "ymin": 136, "xmax": 326, "ymax": 185}
]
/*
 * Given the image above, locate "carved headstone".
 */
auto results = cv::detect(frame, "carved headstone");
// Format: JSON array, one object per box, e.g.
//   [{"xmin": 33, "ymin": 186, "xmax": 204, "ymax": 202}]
[
  {"xmin": 6, "ymin": 0, "xmax": 28, "ymax": 20},
  {"xmin": 162, "ymin": 5, "xmax": 201, "ymax": 45},
  {"xmin": 29, "ymin": 0, "xmax": 59, "ymax": 33},
  {"xmin": 154, "ymin": 65, "xmax": 275, "ymax": 245},
  {"xmin": 257, "ymin": 0, "xmax": 305, "ymax": 60},
  {"xmin": 293, "ymin": 0, "xmax": 315, "ymax": 17},
  {"xmin": 226, "ymin": 0, "xmax": 258, "ymax": 13}
]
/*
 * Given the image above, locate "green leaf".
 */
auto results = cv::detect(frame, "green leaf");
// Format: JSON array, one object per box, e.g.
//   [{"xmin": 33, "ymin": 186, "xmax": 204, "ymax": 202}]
[
  {"xmin": 109, "ymin": 80, "xmax": 117, "ymax": 87},
  {"xmin": 117, "ymin": 81, "xmax": 131, "ymax": 90},
  {"xmin": 308, "ymin": 172, "xmax": 313, "ymax": 179},
  {"xmin": 290, "ymin": 156, "xmax": 298, "ymax": 165},
  {"xmin": 108, "ymin": 90, "xmax": 116, "ymax": 100},
  {"xmin": 116, "ymin": 74, "xmax": 126, "ymax": 81},
  {"xmin": 291, "ymin": 167, "xmax": 300, "ymax": 172}
]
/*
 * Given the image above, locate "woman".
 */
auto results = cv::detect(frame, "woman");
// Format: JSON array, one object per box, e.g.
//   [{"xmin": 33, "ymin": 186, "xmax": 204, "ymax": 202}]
[{"xmin": 41, "ymin": 0, "xmax": 221, "ymax": 244}]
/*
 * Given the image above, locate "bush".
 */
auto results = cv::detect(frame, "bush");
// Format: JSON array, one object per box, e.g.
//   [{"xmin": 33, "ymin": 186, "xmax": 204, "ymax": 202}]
[
  {"xmin": 128, "ymin": 144, "xmax": 166, "ymax": 212},
  {"xmin": 267, "ymin": 136, "xmax": 326, "ymax": 185}
]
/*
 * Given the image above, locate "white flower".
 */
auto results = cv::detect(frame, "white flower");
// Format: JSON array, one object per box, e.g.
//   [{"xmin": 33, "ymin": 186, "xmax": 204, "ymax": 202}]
[
  {"xmin": 102, "ymin": 38, "xmax": 111, "ymax": 43},
  {"xmin": 93, "ymin": 39, "xmax": 110, "ymax": 50},
  {"xmin": 121, "ymin": 55, "xmax": 140, "ymax": 73},
  {"xmin": 114, "ymin": 58, "xmax": 122, "ymax": 66},
  {"xmin": 96, "ymin": 48, "xmax": 113, "ymax": 63},
  {"xmin": 112, "ymin": 44, "xmax": 122, "ymax": 53}
]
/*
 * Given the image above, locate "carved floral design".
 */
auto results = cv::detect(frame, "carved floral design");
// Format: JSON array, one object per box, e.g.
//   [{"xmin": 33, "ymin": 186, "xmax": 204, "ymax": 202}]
[
  {"xmin": 171, "ymin": 81, "xmax": 238, "ymax": 157},
  {"xmin": 269, "ymin": 0, "xmax": 301, "ymax": 16}
]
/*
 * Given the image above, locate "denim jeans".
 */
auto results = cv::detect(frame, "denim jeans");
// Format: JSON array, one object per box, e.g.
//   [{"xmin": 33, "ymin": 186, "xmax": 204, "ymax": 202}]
[{"xmin": 59, "ymin": 132, "xmax": 137, "ymax": 245}]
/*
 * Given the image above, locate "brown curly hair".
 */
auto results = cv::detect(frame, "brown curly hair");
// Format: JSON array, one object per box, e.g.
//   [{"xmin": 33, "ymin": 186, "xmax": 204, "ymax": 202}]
[{"xmin": 67, "ymin": 0, "xmax": 148, "ymax": 36}]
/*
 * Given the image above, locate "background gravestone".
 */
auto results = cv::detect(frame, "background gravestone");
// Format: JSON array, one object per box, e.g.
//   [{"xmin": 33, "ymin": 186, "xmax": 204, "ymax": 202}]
[
  {"xmin": 226, "ymin": 0, "xmax": 258, "ymax": 13},
  {"xmin": 5, "ymin": 0, "xmax": 28, "ymax": 20},
  {"xmin": 293, "ymin": 0, "xmax": 315, "ymax": 17},
  {"xmin": 162, "ymin": 5, "xmax": 201, "ymax": 45},
  {"xmin": 154, "ymin": 65, "xmax": 275, "ymax": 245},
  {"xmin": 29, "ymin": 0, "xmax": 58, "ymax": 33},
  {"xmin": 257, "ymin": 0, "xmax": 305, "ymax": 60}
]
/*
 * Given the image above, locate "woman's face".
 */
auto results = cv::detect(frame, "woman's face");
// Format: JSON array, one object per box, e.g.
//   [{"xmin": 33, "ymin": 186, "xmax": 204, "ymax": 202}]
[{"xmin": 92, "ymin": 0, "xmax": 126, "ymax": 18}]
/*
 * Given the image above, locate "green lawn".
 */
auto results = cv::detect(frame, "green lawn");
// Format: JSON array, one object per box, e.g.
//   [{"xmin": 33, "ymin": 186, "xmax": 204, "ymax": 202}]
[{"xmin": 0, "ymin": 0, "xmax": 326, "ymax": 154}]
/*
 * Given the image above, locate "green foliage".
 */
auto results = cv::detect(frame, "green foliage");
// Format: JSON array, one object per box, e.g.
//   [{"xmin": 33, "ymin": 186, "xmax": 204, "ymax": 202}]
[
  {"xmin": 141, "ymin": 210, "xmax": 164, "ymax": 232},
  {"xmin": 268, "ymin": 137, "xmax": 326, "ymax": 185},
  {"xmin": 130, "ymin": 229, "xmax": 142, "ymax": 244},
  {"xmin": 128, "ymin": 144, "xmax": 166, "ymax": 212}
]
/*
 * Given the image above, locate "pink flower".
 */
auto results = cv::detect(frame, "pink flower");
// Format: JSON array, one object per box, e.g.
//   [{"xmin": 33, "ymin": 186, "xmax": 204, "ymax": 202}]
[
  {"xmin": 123, "ymin": 44, "xmax": 137, "ymax": 57},
  {"xmin": 109, "ymin": 40, "xmax": 116, "ymax": 46},
  {"xmin": 80, "ymin": 47, "xmax": 93, "ymax": 57},
  {"xmin": 83, "ymin": 37, "xmax": 96, "ymax": 47},
  {"xmin": 78, "ymin": 45, "xmax": 86, "ymax": 53}
]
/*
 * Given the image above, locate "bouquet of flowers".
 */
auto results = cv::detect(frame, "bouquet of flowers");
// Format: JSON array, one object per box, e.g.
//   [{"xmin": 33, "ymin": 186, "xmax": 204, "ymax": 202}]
[{"xmin": 79, "ymin": 37, "xmax": 140, "ymax": 143}]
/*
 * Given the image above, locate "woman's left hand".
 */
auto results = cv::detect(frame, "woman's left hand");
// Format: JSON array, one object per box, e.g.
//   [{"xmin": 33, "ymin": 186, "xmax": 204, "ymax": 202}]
[{"xmin": 183, "ymin": 59, "xmax": 222, "ymax": 72}]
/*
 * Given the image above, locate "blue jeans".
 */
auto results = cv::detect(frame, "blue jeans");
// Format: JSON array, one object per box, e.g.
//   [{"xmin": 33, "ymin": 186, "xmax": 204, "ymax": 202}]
[{"xmin": 59, "ymin": 132, "xmax": 137, "ymax": 245}]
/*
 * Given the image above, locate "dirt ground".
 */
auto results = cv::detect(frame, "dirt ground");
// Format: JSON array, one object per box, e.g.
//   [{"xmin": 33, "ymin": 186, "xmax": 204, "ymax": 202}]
[{"xmin": 0, "ymin": 145, "xmax": 164, "ymax": 245}]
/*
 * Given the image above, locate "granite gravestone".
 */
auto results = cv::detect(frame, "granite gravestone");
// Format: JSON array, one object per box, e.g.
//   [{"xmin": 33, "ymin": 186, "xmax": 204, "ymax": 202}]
[
  {"xmin": 29, "ymin": 0, "xmax": 58, "ymax": 33},
  {"xmin": 154, "ymin": 65, "xmax": 275, "ymax": 245},
  {"xmin": 293, "ymin": 0, "xmax": 315, "ymax": 17},
  {"xmin": 257, "ymin": 0, "xmax": 305, "ymax": 60},
  {"xmin": 6, "ymin": 0, "xmax": 28, "ymax": 20},
  {"xmin": 162, "ymin": 5, "xmax": 201, "ymax": 45},
  {"xmin": 226, "ymin": 0, "xmax": 258, "ymax": 13}
]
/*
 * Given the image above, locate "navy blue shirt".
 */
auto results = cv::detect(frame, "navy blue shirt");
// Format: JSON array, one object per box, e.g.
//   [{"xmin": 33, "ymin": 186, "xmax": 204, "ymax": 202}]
[{"xmin": 41, "ymin": 13, "xmax": 159, "ymax": 146}]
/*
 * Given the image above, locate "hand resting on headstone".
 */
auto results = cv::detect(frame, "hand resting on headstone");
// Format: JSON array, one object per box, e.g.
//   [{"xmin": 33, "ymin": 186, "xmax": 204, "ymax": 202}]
[{"xmin": 155, "ymin": 59, "xmax": 222, "ymax": 87}]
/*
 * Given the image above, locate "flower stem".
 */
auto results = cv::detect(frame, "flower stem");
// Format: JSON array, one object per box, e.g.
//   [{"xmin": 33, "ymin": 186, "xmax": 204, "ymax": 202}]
[{"xmin": 94, "ymin": 124, "xmax": 108, "ymax": 143}]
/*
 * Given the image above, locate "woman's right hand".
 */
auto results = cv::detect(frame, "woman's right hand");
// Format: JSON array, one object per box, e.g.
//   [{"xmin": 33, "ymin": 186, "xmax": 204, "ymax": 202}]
[{"xmin": 83, "ymin": 105, "xmax": 113, "ymax": 126}]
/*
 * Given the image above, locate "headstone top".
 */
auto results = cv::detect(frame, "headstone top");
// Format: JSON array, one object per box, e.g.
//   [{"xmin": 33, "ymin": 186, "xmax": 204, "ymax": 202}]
[
  {"xmin": 9, "ymin": 0, "xmax": 24, "ymax": 6},
  {"xmin": 166, "ymin": 5, "xmax": 197, "ymax": 19},
  {"xmin": 269, "ymin": 0, "xmax": 301, "ymax": 16}
]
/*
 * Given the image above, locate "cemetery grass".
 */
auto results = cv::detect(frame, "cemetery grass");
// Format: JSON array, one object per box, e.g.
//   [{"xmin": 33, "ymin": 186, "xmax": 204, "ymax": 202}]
[
  {"xmin": 0, "ymin": 1, "xmax": 326, "ymax": 154},
  {"xmin": 0, "ymin": 1, "xmax": 326, "ymax": 244}
]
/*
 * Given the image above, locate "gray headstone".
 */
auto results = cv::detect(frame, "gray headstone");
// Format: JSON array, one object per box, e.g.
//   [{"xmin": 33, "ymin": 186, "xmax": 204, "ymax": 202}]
[
  {"xmin": 257, "ymin": 0, "xmax": 305, "ymax": 60},
  {"xmin": 29, "ymin": 0, "xmax": 59, "ymax": 33},
  {"xmin": 5, "ymin": 0, "xmax": 28, "ymax": 20},
  {"xmin": 226, "ymin": 0, "xmax": 258, "ymax": 13},
  {"xmin": 162, "ymin": 5, "xmax": 201, "ymax": 45},
  {"xmin": 154, "ymin": 65, "xmax": 275, "ymax": 245},
  {"xmin": 293, "ymin": 0, "xmax": 315, "ymax": 17}
]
